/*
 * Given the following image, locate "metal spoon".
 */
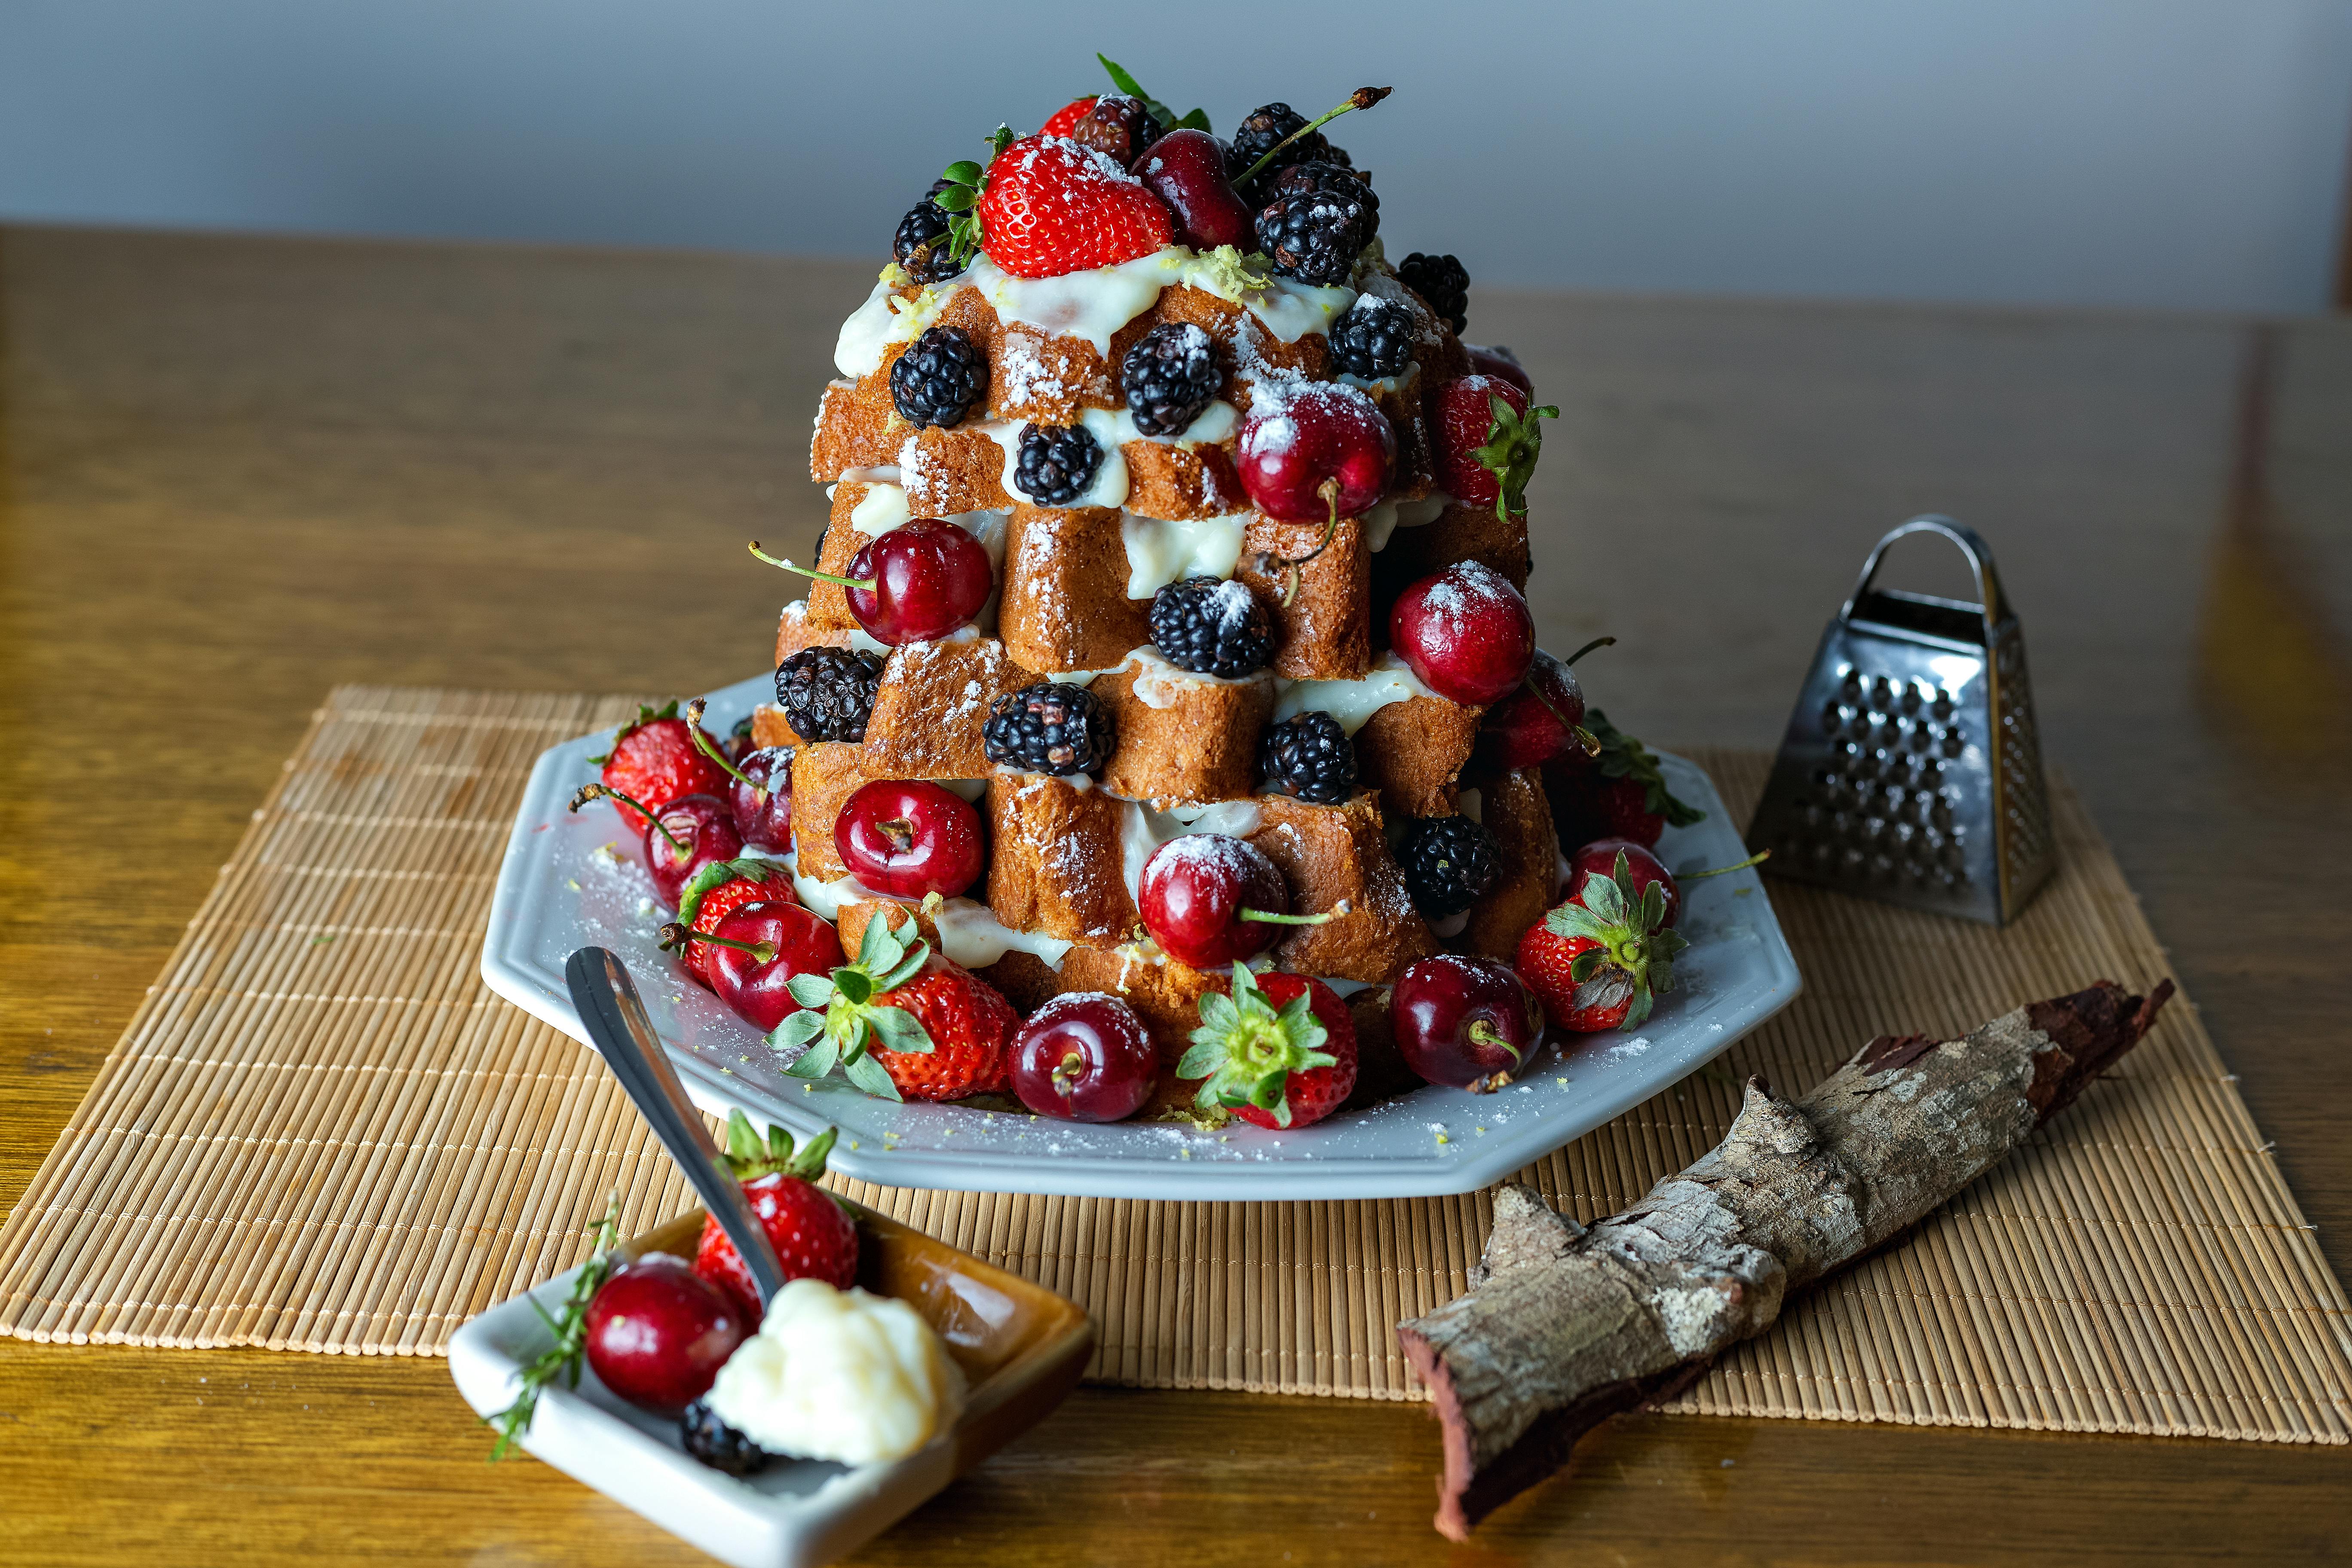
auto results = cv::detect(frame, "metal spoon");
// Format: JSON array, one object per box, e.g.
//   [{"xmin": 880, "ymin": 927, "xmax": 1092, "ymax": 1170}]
[{"xmin": 565, "ymin": 945, "xmax": 787, "ymax": 1308}]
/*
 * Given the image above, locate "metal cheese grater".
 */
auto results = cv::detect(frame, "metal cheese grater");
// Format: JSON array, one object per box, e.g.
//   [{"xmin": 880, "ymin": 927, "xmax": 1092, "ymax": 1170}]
[{"xmin": 1747, "ymin": 515, "xmax": 2054, "ymax": 925}]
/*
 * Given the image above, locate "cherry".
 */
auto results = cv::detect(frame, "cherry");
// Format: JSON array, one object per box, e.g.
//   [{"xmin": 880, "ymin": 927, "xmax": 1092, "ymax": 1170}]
[
  {"xmin": 700, "ymin": 902, "xmax": 847, "ymax": 1032},
  {"xmin": 1390, "ymin": 560, "xmax": 1536, "ymax": 706},
  {"xmin": 682, "ymin": 700, "xmax": 793, "ymax": 851},
  {"xmin": 726, "ymin": 747, "xmax": 793, "ymax": 851},
  {"xmin": 1136, "ymin": 129, "xmax": 1255, "ymax": 251},
  {"xmin": 1137, "ymin": 833, "xmax": 1330, "ymax": 970},
  {"xmin": 644, "ymin": 795, "xmax": 745, "ymax": 908},
  {"xmin": 1009, "ymin": 993, "xmax": 1158, "ymax": 1122},
  {"xmin": 834, "ymin": 779, "xmax": 985, "ymax": 898},
  {"xmin": 1236, "ymin": 382, "xmax": 1395, "ymax": 525},
  {"xmin": 1463, "ymin": 343, "xmax": 1534, "ymax": 400},
  {"xmin": 571, "ymin": 783, "xmax": 740, "ymax": 908},
  {"xmin": 750, "ymin": 517, "xmax": 992, "ymax": 646},
  {"xmin": 1392, "ymin": 954, "xmax": 1546, "ymax": 1093},
  {"xmin": 1474, "ymin": 637, "xmax": 1614, "ymax": 769},
  {"xmin": 582, "ymin": 1252, "xmax": 748, "ymax": 1416}
]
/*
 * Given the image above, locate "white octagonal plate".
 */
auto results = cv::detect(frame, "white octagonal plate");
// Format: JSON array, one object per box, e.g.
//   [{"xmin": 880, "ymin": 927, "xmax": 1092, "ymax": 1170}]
[{"xmin": 480, "ymin": 672, "xmax": 1800, "ymax": 1200}]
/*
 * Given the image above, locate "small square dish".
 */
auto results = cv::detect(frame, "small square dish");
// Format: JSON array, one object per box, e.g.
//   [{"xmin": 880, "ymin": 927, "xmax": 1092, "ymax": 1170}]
[{"xmin": 448, "ymin": 1201, "xmax": 1093, "ymax": 1568}]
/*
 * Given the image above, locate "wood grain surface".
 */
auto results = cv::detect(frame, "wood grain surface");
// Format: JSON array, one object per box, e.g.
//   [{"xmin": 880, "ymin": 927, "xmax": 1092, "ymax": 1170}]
[{"xmin": 2, "ymin": 226, "xmax": 2347, "ymax": 1564}]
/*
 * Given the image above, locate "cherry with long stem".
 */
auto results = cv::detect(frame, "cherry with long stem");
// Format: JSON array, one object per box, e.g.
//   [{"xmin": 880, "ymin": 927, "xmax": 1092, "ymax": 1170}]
[
  {"xmin": 571, "ymin": 782, "xmax": 689, "ymax": 854},
  {"xmin": 1522, "ymin": 635, "xmax": 1615, "ymax": 756}
]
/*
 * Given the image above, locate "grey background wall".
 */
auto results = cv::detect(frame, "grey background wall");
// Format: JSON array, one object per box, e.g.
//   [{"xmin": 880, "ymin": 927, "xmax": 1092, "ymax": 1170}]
[{"xmin": 5, "ymin": 0, "xmax": 2350, "ymax": 312}]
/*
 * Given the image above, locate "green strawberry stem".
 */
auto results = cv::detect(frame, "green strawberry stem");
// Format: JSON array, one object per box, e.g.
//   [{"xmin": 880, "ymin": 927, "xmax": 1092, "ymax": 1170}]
[
  {"xmin": 1231, "ymin": 86, "xmax": 1394, "ymax": 192},
  {"xmin": 682, "ymin": 697, "xmax": 765, "ymax": 802},
  {"xmin": 748, "ymin": 541, "xmax": 874, "ymax": 594},
  {"xmin": 569, "ymin": 782, "xmax": 688, "ymax": 854},
  {"xmin": 1096, "ymin": 55, "xmax": 1210, "ymax": 136},
  {"xmin": 658, "ymin": 922, "xmax": 775, "ymax": 966},
  {"xmin": 484, "ymin": 1192, "xmax": 622, "ymax": 1461},
  {"xmin": 1177, "ymin": 965, "xmax": 1338, "ymax": 1129},
  {"xmin": 1471, "ymin": 394, "xmax": 1559, "ymax": 524}
]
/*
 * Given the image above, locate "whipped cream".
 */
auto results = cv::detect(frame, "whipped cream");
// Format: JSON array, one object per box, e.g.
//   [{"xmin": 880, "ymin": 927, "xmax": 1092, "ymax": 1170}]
[
  {"xmin": 704, "ymin": 1279, "xmax": 965, "ymax": 1466},
  {"xmin": 1271, "ymin": 652, "xmax": 1437, "ymax": 735},
  {"xmin": 1120, "ymin": 512, "xmax": 1249, "ymax": 599}
]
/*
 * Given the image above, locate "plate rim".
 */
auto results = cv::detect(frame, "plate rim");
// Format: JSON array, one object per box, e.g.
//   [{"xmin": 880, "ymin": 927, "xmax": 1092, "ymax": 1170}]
[{"xmin": 480, "ymin": 674, "xmax": 1803, "ymax": 1200}]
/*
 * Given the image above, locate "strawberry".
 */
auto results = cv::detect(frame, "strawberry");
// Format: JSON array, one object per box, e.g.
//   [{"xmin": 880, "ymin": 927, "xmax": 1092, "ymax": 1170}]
[
  {"xmin": 774, "ymin": 913, "xmax": 1014, "ymax": 1102},
  {"xmin": 1430, "ymin": 374, "xmax": 1557, "ymax": 523},
  {"xmin": 1178, "ymin": 966, "xmax": 1357, "ymax": 1130},
  {"xmin": 1039, "ymin": 95, "xmax": 1099, "ymax": 138},
  {"xmin": 691, "ymin": 1111, "xmax": 858, "ymax": 1322},
  {"xmin": 965, "ymin": 135, "xmax": 1174, "ymax": 280},
  {"xmin": 666, "ymin": 857, "xmax": 799, "ymax": 988},
  {"xmin": 1541, "ymin": 708, "xmax": 1706, "ymax": 850},
  {"xmin": 1516, "ymin": 851, "xmax": 1690, "ymax": 1033},
  {"xmin": 590, "ymin": 701, "xmax": 729, "ymax": 836}
]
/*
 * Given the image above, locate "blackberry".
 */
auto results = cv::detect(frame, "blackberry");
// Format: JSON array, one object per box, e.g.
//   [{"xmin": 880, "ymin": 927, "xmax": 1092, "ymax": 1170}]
[
  {"xmin": 1258, "ymin": 711, "xmax": 1357, "ymax": 805},
  {"xmin": 1120, "ymin": 322, "xmax": 1221, "ymax": 437},
  {"xmin": 891, "ymin": 182, "xmax": 965, "ymax": 285},
  {"xmin": 984, "ymin": 682, "xmax": 1116, "ymax": 776},
  {"xmin": 1068, "ymin": 92, "xmax": 1165, "ymax": 171},
  {"xmin": 889, "ymin": 325, "xmax": 986, "ymax": 429},
  {"xmin": 774, "ymin": 646, "xmax": 884, "ymax": 743},
  {"xmin": 1149, "ymin": 576, "xmax": 1276, "ymax": 678},
  {"xmin": 1327, "ymin": 297, "xmax": 1414, "ymax": 380},
  {"xmin": 1255, "ymin": 183, "xmax": 1374, "ymax": 288},
  {"xmin": 1265, "ymin": 161, "xmax": 1379, "ymax": 236},
  {"xmin": 679, "ymin": 1399, "xmax": 772, "ymax": 1477},
  {"xmin": 1015, "ymin": 422, "xmax": 1102, "ymax": 507},
  {"xmin": 1397, "ymin": 252, "xmax": 1470, "ymax": 334},
  {"xmin": 1226, "ymin": 102, "xmax": 1338, "ymax": 205},
  {"xmin": 1397, "ymin": 814, "xmax": 1502, "ymax": 919}
]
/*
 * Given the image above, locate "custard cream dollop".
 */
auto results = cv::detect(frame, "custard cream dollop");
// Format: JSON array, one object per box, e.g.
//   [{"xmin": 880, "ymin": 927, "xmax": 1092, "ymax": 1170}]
[{"xmin": 704, "ymin": 1279, "xmax": 966, "ymax": 1465}]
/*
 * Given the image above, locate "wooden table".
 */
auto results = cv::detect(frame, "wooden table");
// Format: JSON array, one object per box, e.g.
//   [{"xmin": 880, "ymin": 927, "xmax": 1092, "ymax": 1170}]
[{"xmin": 2, "ymin": 226, "xmax": 2346, "ymax": 1564}]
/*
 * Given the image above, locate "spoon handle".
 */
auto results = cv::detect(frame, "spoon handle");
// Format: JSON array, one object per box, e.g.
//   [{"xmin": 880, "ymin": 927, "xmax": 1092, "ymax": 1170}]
[{"xmin": 564, "ymin": 946, "xmax": 789, "ymax": 1308}]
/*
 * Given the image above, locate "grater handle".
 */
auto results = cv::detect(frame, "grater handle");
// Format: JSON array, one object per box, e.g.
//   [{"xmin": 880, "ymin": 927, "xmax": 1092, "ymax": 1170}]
[{"xmin": 1840, "ymin": 515, "xmax": 2012, "ymax": 637}]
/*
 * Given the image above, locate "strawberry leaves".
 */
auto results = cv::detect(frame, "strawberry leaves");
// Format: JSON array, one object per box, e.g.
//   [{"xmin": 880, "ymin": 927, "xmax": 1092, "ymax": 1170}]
[
  {"xmin": 1472, "ymin": 392, "xmax": 1558, "ymax": 524},
  {"xmin": 716, "ymin": 1108, "xmax": 835, "ymax": 1182},
  {"xmin": 936, "ymin": 125, "xmax": 1016, "ymax": 266},
  {"xmin": 1585, "ymin": 710, "xmax": 1706, "ymax": 829},
  {"xmin": 774, "ymin": 913, "xmax": 934, "ymax": 1101},
  {"xmin": 673, "ymin": 855, "xmax": 794, "ymax": 929},
  {"xmin": 1177, "ymin": 964, "xmax": 1337, "ymax": 1129},
  {"xmin": 1096, "ymin": 54, "xmax": 1209, "ymax": 135},
  {"xmin": 1547, "ymin": 850, "xmax": 1690, "ymax": 1028}
]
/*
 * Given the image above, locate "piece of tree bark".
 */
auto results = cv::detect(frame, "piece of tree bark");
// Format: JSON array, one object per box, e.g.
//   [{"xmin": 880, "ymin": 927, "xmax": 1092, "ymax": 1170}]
[{"xmin": 1396, "ymin": 977, "xmax": 2175, "ymax": 1540}]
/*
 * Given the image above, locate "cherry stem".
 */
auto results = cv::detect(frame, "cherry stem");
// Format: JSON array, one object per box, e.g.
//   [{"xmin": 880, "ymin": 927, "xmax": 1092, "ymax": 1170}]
[
  {"xmin": 682, "ymin": 698, "xmax": 765, "ymax": 802},
  {"xmin": 1239, "ymin": 908, "xmax": 1338, "ymax": 927},
  {"xmin": 748, "ymin": 541, "xmax": 874, "ymax": 593},
  {"xmin": 1231, "ymin": 85, "xmax": 1393, "ymax": 191},
  {"xmin": 1274, "ymin": 481, "xmax": 1347, "ymax": 608},
  {"xmin": 1683, "ymin": 849, "xmax": 1770, "ymax": 881},
  {"xmin": 878, "ymin": 817, "xmax": 917, "ymax": 855},
  {"xmin": 658, "ymin": 922, "xmax": 775, "ymax": 964},
  {"xmin": 570, "ymin": 783, "xmax": 688, "ymax": 854},
  {"xmin": 1051, "ymin": 1050, "xmax": 1084, "ymax": 1095},
  {"xmin": 1562, "ymin": 635, "xmax": 1615, "ymax": 667}
]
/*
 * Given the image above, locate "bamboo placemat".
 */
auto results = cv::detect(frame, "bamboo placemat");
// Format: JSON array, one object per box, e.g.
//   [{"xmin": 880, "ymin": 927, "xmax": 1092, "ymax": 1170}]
[{"xmin": 1, "ymin": 686, "xmax": 2346, "ymax": 1444}]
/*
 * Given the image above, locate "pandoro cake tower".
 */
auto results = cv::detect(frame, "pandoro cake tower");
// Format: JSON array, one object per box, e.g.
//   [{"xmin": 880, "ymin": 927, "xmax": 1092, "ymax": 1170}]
[{"xmin": 744, "ymin": 70, "xmax": 1575, "ymax": 1076}]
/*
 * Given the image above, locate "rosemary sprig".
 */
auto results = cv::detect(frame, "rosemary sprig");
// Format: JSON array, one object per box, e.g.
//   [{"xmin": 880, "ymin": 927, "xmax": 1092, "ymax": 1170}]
[{"xmin": 484, "ymin": 1193, "xmax": 624, "ymax": 1461}]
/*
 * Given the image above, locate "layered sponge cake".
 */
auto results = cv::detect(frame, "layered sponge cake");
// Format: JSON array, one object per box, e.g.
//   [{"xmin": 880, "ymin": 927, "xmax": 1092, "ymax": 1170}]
[{"xmin": 728, "ymin": 82, "xmax": 1568, "ymax": 1066}]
